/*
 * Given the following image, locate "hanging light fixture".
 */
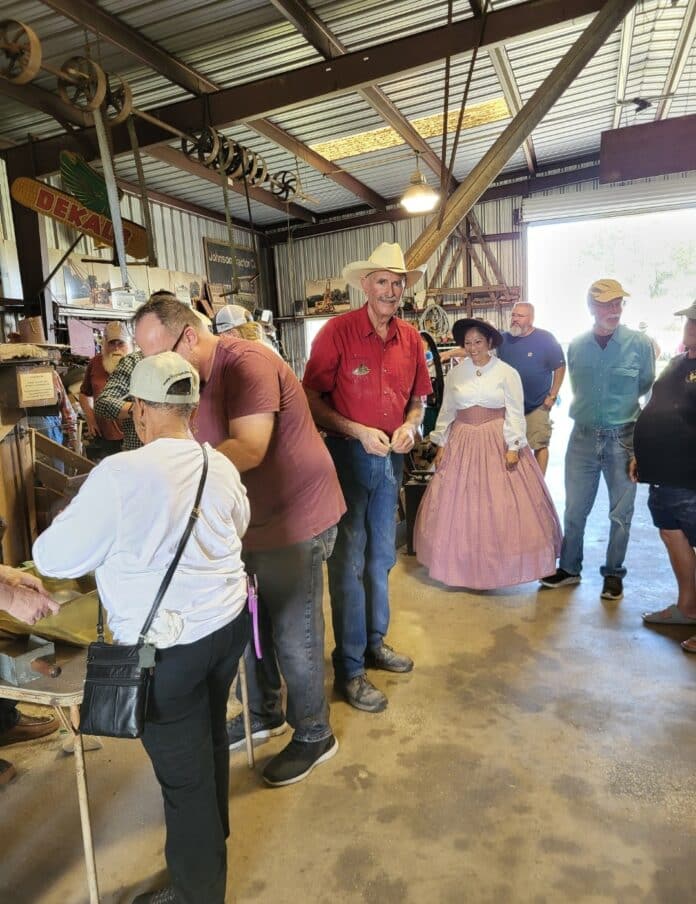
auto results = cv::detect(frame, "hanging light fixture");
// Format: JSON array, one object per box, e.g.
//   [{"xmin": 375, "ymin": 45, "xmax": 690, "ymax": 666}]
[{"xmin": 400, "ymin": 153, "xmax": 439, "ymax": 214}]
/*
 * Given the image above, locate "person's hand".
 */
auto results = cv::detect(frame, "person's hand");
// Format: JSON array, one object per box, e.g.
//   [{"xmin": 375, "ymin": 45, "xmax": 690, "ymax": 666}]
[
  {"xmin": 0, "ymin": 566, "xmax": 59, "ymax": 625},
  {"xmin": 433, "ymin": 445, "xmax": 445, "ymax": 468},
  {"xmin": 505, "ymin": 450, "xmax": 519, "ymax": 471},
  {"xmin": 542, "ymin": 395, "xmax": 556, "ymax": 411},
  {"xmin": 628, "ymin": 457, "xmax": 639, "ymax": 483},
  {"xmin": 390, "ymin": 422, "xmax": 419, "ymax": 453},
  {"xmin": 85, "ymin": 419, "xmax": 101, "ymax": 438},
  {"xmin": 358, "ymin": 426, "xmax": 391, "ymax": 457}
]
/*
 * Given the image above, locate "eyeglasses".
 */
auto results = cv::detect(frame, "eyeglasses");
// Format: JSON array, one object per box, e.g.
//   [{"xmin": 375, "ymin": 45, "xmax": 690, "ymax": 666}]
[{"xmin": 171, "ymin": 325, "xmax": 188, "ymax": 352}]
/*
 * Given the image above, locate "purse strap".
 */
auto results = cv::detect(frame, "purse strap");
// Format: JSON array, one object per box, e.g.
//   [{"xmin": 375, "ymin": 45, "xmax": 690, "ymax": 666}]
[{"xmin": 96, "ymin": 445, "xmax": 209, "ymax": 643}]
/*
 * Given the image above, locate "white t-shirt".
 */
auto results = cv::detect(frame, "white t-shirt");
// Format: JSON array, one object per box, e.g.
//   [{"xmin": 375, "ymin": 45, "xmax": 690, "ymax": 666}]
[
  {"xmin": 430, "ymin": 356, "xmax": 528, "ymax": 450},
  {"xmin": 33, "ymin": 439, "xmax": 249, "ymax": 647}
]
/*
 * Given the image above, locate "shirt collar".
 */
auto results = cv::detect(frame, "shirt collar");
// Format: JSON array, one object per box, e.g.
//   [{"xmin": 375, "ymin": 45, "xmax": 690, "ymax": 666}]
[{"xmin": 359, "ymin": 303, "xmax": 399, "ymax": 342}]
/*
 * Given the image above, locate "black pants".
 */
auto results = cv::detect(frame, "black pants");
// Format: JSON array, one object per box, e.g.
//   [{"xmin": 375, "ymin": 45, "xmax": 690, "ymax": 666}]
[{"xmin": 141, "ymin": 611, "xmax": 250, "ymax": 904}]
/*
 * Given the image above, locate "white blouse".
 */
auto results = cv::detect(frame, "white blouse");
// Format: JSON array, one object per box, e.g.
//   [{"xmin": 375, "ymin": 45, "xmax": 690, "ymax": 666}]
[{"xmin": 429, "ymin": 356, "xmax": 528, "ymax": 450}]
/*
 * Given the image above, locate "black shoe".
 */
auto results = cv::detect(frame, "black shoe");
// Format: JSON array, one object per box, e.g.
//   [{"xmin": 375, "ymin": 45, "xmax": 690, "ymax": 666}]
[
  {"xmin": 227, "ymin": 712, "xmax": 288, "ymax": 752},
  {"xmin": 601, "ymin": 576, "xmax": 624, "ymax": 600},
  {"xmin": 263, "ymin": 735, "xmax": 339, "ymax": 787},
  {"xmin": 539, "ymin": 568, "xmax": 581, "ymax": 588},
  {"xmin": 335, "ymin": 674, "xmax": 387, "ymax": 713},
  {"xmin": 365, "ymin": 642, "xmax": 414, "ymax": 673},
  {"xmin": 132, "ymin": 887, "xmax": 179, "ymax": 904}
]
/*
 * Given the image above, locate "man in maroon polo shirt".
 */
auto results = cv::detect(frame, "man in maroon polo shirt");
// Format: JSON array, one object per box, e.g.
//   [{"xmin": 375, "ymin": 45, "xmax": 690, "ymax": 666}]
[
  {"xmin": 303, "ymin": 243, "xmax": 431, "ymax": 713},
  {"xmin": 133, "ymin": 295, "xmax": 346, "ymax": 787}
]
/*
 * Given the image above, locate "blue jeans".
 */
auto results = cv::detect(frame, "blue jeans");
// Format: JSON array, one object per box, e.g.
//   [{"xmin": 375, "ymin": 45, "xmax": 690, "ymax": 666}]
[
  {"xmin": 238, "ymin": 527, "xmax": 337, "ymax": 743},
  {"xmin": 560, "ymin": 423, "xmax": 637, "ymax": 578},
  {"xmin": 326, "ymin": 438, "xmax": 404, "ymax": 681}
]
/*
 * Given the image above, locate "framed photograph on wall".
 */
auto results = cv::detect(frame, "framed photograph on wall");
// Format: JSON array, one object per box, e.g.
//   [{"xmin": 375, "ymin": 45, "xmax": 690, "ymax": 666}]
[
  {"xmin": 203, "ymin": 238, "xmax": 258, "ymax": 313},
  {"xmin": 304, "ymin": 278, "xmax": 350, "ymax": 316}
]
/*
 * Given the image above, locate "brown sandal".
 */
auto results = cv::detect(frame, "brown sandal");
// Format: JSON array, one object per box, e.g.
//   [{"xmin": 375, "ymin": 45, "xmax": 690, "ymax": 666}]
[{"xmin": 680, "ymin": 635, "xmax": 696, "ymax": 653}]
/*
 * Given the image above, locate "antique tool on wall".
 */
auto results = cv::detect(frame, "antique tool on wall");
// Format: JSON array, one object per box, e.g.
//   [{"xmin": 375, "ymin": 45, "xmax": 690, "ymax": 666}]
[{"xmin": 0, "ymin": 635, "xmax": 62, "ymax": 687}]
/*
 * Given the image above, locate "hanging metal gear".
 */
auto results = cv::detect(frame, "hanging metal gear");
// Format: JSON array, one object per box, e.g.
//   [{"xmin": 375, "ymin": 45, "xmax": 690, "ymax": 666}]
[
  {"xmin": 57, "ymin": 56, "xmax": 107, "ymax": 112},
  {"xmin": 271, "ymin": 171, "xmax": 298, "ymax": 202},
  {"xmin": 0, "ymin": 19, "xmax": 41, "ymax": 84},
  {"xmin": 181, "ymin": 127, "xmax": 220, "ymax": 167},
  {"xmin": 103, "ymin": 74, "xmax": 133, "ymax": 125}
]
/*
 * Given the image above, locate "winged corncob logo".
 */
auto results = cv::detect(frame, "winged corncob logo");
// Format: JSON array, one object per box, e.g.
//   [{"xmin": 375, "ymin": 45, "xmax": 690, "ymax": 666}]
[{"xmin": 10, "ymin": 152, "xmax": 148, "ymax": 259}]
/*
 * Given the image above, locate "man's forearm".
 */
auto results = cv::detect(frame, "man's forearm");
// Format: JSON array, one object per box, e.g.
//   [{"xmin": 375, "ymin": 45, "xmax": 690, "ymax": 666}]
[
  {"xmin": 216, "ymin": 439, "xmax": 261, "ymax": 473},
  {"xmin": 404, "ymin": 398, "xmax": 425, "ymax": 428},
  {"xmin": 306, "ymin": 392, "xmax": 364, "ymax": 439},
  {"xmin": 549, "ymin": 365, "xmax": 566, "ymax": 397}
]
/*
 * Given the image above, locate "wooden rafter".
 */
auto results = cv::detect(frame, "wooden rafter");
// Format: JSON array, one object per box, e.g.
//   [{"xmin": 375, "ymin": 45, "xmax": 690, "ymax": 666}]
[
  {"xmin": 7, "ymin": 0, "xmax": 609, "ymax": 177},
  {"xmin": 406, "ymin": 0, "xmax": 640, "ymax": 269},
  {"xmin": 34, "ymin": 0, "xmax": 387, "ymax": 216}
]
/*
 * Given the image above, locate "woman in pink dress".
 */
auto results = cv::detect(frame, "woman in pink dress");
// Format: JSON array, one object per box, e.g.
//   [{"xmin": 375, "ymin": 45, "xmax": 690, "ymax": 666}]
[{"xmin": 415, "ymin": 319, "xmax": 561, "ymax": 590}]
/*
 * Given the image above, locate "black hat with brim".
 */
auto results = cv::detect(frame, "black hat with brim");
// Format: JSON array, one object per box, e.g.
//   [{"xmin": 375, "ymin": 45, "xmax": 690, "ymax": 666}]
[{"xmin": 452, "ymin": 318, "xmax": 503, "ymax": 349}]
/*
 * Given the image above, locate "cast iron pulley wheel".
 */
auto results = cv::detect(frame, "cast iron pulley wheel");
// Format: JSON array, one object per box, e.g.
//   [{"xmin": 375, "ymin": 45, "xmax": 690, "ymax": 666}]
[
  {"xmin": 271, "ymin": 170, "xmax": 297, "ymax": 201},
  {"xmin": 57, "ymin": 56, "xmax": 107, "ymax": 111},
  {"xmin": 215, "ymin": 135, "xmax": 236, "ymax": 172},
  {"xmin": 103, "ymin": 74, "xmax": 133, "ymax": 125},
  {"xmin": 0, "ymin": 19, "xmax": 41, "ymax": 85},
  {"xmin": 224, "ymin": 140, "xmax": 246, "ymax": 178},
  {"xmin": 181, "ymin": 127, "xmax": 220, "ymax": 166},
  {"xmin": 248, "ymin": 152, "xmax": 268, "ymax": 186}
]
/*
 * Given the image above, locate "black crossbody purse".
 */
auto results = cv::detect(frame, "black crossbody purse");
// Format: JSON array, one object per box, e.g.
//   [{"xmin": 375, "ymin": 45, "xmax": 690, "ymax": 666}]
[{"xmin": 80, "ymin": 447, "xmax": 209, "ymax": 739}]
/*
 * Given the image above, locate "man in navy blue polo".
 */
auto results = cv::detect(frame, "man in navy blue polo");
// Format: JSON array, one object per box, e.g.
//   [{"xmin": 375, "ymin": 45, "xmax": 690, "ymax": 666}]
[{"xmin": 498, "ymin": 302, "xmax": 566, "ymax": 476}]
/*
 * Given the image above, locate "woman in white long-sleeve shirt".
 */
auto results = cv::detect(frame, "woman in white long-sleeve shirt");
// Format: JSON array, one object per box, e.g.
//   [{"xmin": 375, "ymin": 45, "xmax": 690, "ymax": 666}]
[
  {"xmin": 33, "ymin": 352, "xmax": 249, "ymax": 904},
  {"xmin": 415, "ymin": 320, "xmax": 561, "ymax": 590}
]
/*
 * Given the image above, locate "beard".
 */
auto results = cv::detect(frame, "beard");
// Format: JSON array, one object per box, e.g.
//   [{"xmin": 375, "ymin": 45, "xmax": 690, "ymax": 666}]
[
  {"xmin": 102, "ymin": 350, "xmax": 125, "ymax": 374},
  {"xmin": 509, "ymin": 324, "xmax": 522, "ymax": 337}
]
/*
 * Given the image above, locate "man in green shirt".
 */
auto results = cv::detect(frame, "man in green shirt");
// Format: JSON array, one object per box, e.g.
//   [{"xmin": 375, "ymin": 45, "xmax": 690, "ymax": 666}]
[{"xmin": 540, "ymin": 279, "xmax": 654, "ymax": 601}]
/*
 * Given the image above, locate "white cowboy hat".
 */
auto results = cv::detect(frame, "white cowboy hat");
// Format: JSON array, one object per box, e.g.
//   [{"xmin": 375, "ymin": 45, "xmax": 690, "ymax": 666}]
[{"xmin": 342, "ymin": 242, "xmax": 426, "ymax": 291}]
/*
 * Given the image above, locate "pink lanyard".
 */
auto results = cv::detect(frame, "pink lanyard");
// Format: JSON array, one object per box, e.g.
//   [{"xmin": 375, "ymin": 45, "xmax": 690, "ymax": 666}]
[{"xmin": 247, "ymin": 575, "xmax": 262, "ymax": 658}]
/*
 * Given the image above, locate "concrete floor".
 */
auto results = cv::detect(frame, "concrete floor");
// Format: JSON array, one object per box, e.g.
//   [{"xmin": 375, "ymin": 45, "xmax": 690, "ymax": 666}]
[{"xmin": 2, "ymin": 408, "xmax": 696, "ymax": 904}]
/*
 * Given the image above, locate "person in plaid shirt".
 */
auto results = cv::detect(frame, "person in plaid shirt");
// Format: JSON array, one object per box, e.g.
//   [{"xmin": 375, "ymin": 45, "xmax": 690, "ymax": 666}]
[{"xmin": 94, "ymin": 350, "xmax": 143, "ymax": 451}]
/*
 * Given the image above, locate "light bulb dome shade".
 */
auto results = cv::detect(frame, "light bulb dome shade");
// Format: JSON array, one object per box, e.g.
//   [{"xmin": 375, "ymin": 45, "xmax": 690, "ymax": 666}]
[{"xmin": 400, "ymin": 169, "xmax": 440, "ymax": 214}]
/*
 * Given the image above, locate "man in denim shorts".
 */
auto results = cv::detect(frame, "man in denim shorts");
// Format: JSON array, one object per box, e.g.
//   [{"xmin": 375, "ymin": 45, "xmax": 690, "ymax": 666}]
[{"xmin": 635, "ymin": 301, "xmax": 696, "ymax": 651}]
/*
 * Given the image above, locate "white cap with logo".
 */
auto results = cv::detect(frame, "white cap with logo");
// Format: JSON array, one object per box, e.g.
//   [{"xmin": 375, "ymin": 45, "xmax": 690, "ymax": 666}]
[{"xmin": 129, "ymin": 352, "xmax": 199, "ymax": 404}]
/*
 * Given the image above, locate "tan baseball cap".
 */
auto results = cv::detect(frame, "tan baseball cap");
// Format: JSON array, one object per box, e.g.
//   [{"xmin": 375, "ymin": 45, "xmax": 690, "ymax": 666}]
[
  {"xmin": 104, "ymin": 321, "xmax": 130, "ymax": 343},
  {"xmin": 674, "ymin": 300, "xmax": 696, "ymax": 319},
  {"xmin": 129, "ymin": 352, "xmax": 199, "ymax": 404},
  {"xmin": 588, "ymin": 279, "xmax": 630, "ymax": 303}
]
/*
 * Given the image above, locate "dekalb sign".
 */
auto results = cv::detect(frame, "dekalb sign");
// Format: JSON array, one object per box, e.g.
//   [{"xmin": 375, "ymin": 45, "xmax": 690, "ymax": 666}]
[{"xmin": 11, "ymin": 177, "xmax": 149, "ymax": 260}]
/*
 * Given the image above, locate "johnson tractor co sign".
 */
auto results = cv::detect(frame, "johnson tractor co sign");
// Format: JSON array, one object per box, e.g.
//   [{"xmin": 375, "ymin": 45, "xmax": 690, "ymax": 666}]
[{"xmin": 11, "ymin": 177, "xmax": 149, "ymax": 260}]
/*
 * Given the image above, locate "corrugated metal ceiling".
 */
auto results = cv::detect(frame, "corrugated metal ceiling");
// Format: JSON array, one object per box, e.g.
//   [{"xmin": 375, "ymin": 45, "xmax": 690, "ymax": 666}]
[{"xmin": 0, "ymin": 0, "xmax": 694, "ymax": 230}]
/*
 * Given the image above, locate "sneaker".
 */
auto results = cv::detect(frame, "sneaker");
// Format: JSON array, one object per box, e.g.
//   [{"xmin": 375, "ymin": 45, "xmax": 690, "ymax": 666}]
[
  {"xmin": 0, "ymin": 759, "xmax": 17, "ymax": 786},
  {"xmin": 539, "ymin": 568, "xmax": 581, "ymax": 589},
  {"xmin": 335, "ymin": 674, "xmax": 387, "ymax": 713},
  {"xmin": 262, "ymin": 735, "xmax": 339, "ymax": 787},
  {"xmin": 0, "ymin": 712, "xmax": 60, "ymax": 748},
  {"xmin": 365, "ymin": 642, "xmax": 413, "ymax": 673},
  {"xmin": 227, "ymin": 712, "xmax": 288, "ymax": 752},
  {"xmin": 601, "ymin": 576, "xmax": 624, "ymax": 601},
  {"xmin": 132, "ymin": 887, "xmax": 179, "ymax": 903}
]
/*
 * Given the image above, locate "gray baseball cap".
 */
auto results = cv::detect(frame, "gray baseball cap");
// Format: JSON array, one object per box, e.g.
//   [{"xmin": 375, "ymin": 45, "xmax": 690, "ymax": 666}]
[
  {"xmin": 129, "ymin": 352, "xmax": 199, "ymax": 404},
  {"xmin": 674, "ymin": 300, "xmax": 696, "ymax": 320}
]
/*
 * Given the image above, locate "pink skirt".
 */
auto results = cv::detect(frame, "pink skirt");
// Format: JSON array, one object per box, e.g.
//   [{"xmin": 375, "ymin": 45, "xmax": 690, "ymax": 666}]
[{"xmin": 414, "ymin": 407, "xmax": 561, "ymax": 590}]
